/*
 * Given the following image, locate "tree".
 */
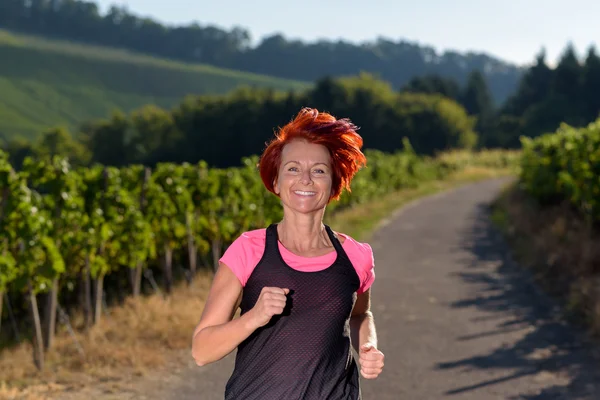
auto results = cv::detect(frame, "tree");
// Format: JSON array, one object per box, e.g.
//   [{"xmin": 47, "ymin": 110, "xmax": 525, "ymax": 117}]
[
  {"xmin": 401, "ymin": 74, "xmax": 461, "ymax": 101},
  {"xmin": 461, "ymin": 70, "xmax": 494, "ymax": 116},
  {"xmin": 460, "ymin": 70, "xmax": 495, "ymax": 144},
  {"xmin": 552, "ymin": 42, "xmax": 583, "ymax": 100},
  {"xmin": 33, "ymin": 127, "xmax": 91, "ymax": 166},
  {"xmin": 502, "ymin": 48, "xmax": 553, "ymax": 117},
  {"xmin": 582, "ymin": 45, "xmax": 600, "ymax": 122}
]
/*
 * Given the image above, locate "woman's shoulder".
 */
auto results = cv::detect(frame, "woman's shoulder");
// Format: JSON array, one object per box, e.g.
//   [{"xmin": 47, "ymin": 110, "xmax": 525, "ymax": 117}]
[
  {"xmin": 220, "ymin": 228, "xmax": 268, "ymax": 286},
  {"xmin": 334, "ymin": 231, "xmax": 374, "ymax": 263},
  {"xmin": 230, "ymin": 228, "xmax": 267, "ymax": 247},
  {"xmin": 333, "ymin": 230, "xmax": 376, "ymax": 293}
]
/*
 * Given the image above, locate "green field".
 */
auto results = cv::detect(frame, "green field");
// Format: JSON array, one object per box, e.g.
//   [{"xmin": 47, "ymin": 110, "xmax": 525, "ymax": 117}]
[{"xmin": 0, "ymin": 29, "xmax": 310, "ymax": 140}]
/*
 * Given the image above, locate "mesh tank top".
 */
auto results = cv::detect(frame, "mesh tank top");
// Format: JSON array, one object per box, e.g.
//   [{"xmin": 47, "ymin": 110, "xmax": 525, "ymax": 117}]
[{"xmin": 224, "ymin": 223, "xmax": 362, "ymax": 400}]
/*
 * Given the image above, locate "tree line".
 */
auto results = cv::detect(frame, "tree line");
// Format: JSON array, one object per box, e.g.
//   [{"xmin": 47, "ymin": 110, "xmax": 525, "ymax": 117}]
[
  {"xmin": 2, "ymin": 74, "xmax": 480, "ymax": 170},
  {"xmin": 0, "ymin": 0, "xmax": 521, "ymax": 104},
  {"xmin": 403, "ymin": 45, "xmax": 600, "ymax": 149}
]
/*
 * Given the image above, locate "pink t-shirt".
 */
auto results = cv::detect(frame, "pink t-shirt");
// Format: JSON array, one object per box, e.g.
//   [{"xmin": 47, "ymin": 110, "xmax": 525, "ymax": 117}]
[{"xmin": 220, "ymin": 228, "xmax": 375, "ymax": 295}]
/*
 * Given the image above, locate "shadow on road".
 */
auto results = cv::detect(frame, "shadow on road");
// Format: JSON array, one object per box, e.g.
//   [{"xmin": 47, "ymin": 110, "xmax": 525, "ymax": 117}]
[{"xmin": 437, "ymin": 201, "xmax": 600, "ymax": 399}]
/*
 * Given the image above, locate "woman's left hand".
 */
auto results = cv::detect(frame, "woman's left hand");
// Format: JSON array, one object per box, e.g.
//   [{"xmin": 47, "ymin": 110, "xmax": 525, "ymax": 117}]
[{"xmin": 358, "ymin": 343, "xmax": 384, "ymax": 379}]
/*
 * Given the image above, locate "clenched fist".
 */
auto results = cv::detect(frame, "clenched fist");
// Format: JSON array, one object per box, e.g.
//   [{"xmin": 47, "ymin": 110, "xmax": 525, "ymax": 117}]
[
  {"xmin": 358, "ymin": 343, "xmax": 384, "ymax": 379},
  {"xmin": 248, "ymin": 287, "xmax": 290, "ymax": 329}
]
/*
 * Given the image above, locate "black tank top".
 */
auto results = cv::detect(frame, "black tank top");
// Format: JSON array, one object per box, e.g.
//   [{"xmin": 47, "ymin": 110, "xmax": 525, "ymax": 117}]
[{"xmin": 224, "ymin": 223, "xmax": 362, "ymax": 400}]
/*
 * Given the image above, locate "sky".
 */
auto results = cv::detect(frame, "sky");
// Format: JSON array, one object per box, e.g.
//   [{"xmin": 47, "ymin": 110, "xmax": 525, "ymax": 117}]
[{"xmin": 95, "ymin": 0, "xmax": 599, "ymax": 67}]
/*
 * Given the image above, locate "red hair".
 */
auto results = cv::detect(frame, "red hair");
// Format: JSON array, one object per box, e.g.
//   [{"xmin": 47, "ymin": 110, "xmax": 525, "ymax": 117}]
[{"xmin": 258, "ymin": 107, "xmax": 367, "ymax": 201}]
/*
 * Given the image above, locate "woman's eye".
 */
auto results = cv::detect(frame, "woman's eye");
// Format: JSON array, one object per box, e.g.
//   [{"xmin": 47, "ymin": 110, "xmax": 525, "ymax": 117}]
[{"xmin": 314, "ymin": 169, "xmax": 324, "ymax": 174}]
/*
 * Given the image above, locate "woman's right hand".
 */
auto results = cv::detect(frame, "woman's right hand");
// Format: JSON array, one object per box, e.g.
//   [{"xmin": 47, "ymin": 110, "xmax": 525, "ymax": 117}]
[
  {"xmin": 191, "ymin": 264, "xmax": 290, "ymax": 366},
  {"xmin": 248, "ymin": 287, "xmax": 290, "ymax": 328}
]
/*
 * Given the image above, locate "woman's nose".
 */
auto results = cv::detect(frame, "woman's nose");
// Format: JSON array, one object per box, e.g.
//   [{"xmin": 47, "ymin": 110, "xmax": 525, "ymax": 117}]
[{"xmin": 300, "ymin": 170, "xmax": 313, "ymax": 185}]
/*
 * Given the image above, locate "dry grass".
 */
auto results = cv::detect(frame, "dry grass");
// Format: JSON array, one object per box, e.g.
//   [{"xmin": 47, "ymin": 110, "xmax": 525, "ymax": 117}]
[
  {"xmin": 435, "ymin": 148, "xmax": 522, "ymax": 171},
  {"xmin": 0, "ymin": 269, "xmax": 213, "ymax": 399},
  {"xmin": 0, "ymin": 166, "xmax": 514, "ymax": 399},
  {"xmin": 491, "ymin": 184, "xmax": 600, "ymax": 337}
]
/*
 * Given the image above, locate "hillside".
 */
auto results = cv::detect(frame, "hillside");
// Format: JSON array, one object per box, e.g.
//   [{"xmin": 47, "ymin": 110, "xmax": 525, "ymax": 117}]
[
  {"xmin": 0, "ymin": 0, "xmax": 523, "ymax": 109},
  {"xmin": 0, "ymin": 29, "xmax": 310, "ymax": 141}
]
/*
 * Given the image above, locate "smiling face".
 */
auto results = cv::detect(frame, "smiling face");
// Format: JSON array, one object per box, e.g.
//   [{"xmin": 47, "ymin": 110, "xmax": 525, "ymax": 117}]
[{"xmin": 273, "ymin": 139, "xmax": 334, "ymax": 214}]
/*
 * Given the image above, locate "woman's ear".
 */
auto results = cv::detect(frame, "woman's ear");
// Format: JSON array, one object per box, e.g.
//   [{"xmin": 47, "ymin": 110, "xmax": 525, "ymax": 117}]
[{"xmin": 273, "ymin": 177, "xmax": 280, "ymax": 195}]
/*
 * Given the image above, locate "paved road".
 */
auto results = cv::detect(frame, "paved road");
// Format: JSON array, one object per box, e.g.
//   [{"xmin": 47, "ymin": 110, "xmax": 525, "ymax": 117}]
[{"xmin": 142, "ymin": 178, "xmax": 600, "ymax": 399}]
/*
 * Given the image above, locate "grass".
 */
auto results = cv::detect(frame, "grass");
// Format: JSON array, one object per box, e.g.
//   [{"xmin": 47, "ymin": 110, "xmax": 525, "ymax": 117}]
[
  {"xmin": 490, "ymin": 183, "xmax": 600, "ymax": 338},
  {"xmin": 326, "ymin": 166, "xmax": 516, "ymax": 242},
  {"xmin": 0, "ymin": 29, "xmax": 310, "ymax": 141},
  {"xmin": 0, "ymin": 165, "xmax": 515, "ymax": 399},
  {"xmin": 434, "ymin": 148, "xmax": 523, "ymax": 171}
]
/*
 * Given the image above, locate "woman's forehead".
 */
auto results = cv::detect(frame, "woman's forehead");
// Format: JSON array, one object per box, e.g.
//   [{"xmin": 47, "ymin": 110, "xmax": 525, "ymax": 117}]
[{"xmin": 281, "ymin": 140, "xmax": 331, "ymax": 160}]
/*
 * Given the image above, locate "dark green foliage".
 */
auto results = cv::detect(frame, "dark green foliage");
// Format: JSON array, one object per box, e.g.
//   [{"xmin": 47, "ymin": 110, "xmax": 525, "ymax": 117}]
[
  {"xmin": 73, "ymin": 74, "xmax": 478, "ymax": 168},
  {"xmin": 494, "ymin": 45, "xmax": 600, "ymax": 147}
]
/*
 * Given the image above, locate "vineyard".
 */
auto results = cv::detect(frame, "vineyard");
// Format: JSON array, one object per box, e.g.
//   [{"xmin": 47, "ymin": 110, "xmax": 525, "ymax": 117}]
[
  {"xmin": 520, "ymin": 116, "xmax": 600, "ymax": 222},
  {"xmin": 0, "ymin": 143, "xmax": 520, "ymax": 373}
]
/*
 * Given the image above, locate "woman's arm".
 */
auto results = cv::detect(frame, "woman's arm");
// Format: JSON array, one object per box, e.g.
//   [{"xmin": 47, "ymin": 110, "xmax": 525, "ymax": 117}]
[
  {"xmin": 350, "ymin": 288, "xmax": 377, "ymax": 351},
  {"xmin": 191, "ymin": 262, "xmax": 289, "ymax": 366},
  {"xmin": 350, "ymin": 288, "xmax": 385, "ymax": 379},
  {"xmin": 191, "ymin": 262, "xmax": 251, "ymax": 366}
]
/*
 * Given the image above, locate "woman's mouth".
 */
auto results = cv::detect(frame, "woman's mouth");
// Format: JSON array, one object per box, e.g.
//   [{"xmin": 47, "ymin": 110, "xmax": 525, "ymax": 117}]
[{"xmin": 294, "ymin": 190, "xmax": 317, "ymax": 197}]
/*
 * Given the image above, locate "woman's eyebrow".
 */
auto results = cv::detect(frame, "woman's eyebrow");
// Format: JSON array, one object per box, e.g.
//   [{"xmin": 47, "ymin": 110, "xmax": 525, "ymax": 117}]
[{"xmin": 283, "ymin": 161, "xmax": 329, "ymax": 167}]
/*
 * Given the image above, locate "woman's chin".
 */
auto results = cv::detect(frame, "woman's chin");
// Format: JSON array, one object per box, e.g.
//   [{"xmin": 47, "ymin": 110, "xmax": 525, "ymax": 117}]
[{"xmin": 286, "ymin": 200, "xmax": 326, "ymax": 214}]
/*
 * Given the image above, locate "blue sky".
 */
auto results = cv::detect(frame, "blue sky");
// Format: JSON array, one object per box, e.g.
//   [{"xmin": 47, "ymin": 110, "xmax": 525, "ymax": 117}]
[{"xmin": 96, "ymin": 0, "xmax": 599, "ymax": 67}]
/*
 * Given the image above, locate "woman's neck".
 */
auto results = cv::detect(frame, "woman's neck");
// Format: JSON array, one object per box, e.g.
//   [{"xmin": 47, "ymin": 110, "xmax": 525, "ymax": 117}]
[{"xmin": 277, "ymin": 211, "xmax": 332, "ymax": 254}]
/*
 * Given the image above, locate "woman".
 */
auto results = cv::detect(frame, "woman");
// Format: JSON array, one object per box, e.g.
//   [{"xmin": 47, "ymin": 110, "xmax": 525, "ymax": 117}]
[{"xmin": 191, "ymin": 107, "xmax": 385, "ymax": 399}]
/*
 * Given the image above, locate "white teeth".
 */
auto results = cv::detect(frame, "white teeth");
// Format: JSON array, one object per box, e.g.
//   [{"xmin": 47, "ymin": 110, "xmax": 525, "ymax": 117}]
[{"xmin": 294, "ymin": 190, "xmax": 316, "ymax": 196}]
